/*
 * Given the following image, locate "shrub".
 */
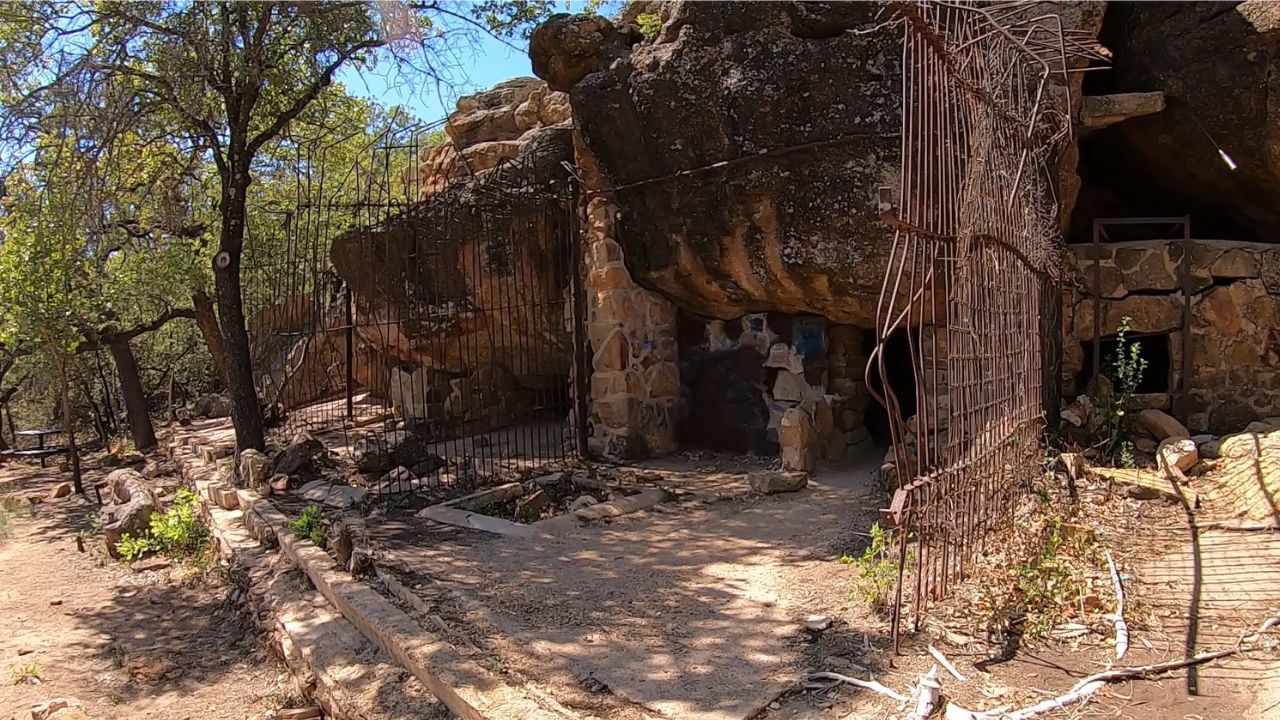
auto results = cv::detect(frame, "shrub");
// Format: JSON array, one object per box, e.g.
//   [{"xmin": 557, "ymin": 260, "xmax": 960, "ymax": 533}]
[
  {"xmin": 288, "ymin": 504, "xmax": 326, "ymax": 547},
  {"xmin": 635, "ymin": 12, "xmax": 662, "ymax": 41},
  {"xmin": 1093, "ymin": 315, "xmax": 1147, "ymax": 467},
  {"xmin": 842, "ymin": 522, "xmax": 899, "ymax": 609},
  {"xmin": 115, "ymin": 489, "xmax": 209, "ymax": 562}
]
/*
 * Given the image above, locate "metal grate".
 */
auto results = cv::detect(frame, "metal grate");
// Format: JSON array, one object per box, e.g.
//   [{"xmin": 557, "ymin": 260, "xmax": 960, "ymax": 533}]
[
  {"xmin": 242, "ymin": 123, "xmax": 585, "ymax": 498},
  {"xmin": 872, "ymin": 1, "xmax": 1077, "ymax": 647}
]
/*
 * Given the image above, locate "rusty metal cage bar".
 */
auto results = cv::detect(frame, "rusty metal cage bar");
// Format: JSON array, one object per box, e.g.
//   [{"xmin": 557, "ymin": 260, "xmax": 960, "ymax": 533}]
[
  {"xmin": 873, "ymin": 1, "xmax": 1073, "ymax": 647},
  {"xmin": 242, "ymin": 121, "xmax": 585, "ymax": 500}
]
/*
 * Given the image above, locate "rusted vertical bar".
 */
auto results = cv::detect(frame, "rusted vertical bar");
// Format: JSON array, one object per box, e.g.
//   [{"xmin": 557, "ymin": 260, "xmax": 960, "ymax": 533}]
[
  {"xmin": 1179, "ymin": 215, "xmax": 1192, "ymax": 425},
  {"xmin": 1091, "ymin": 219, "xmax": 1102, "ymax": 390},
  {"xmin": 345, "ymin": 283, "xmax": 355, "ymax": 421},
  {"xmin": 569, "ymin": 180, "xmax": 590, "ymax": 460}
]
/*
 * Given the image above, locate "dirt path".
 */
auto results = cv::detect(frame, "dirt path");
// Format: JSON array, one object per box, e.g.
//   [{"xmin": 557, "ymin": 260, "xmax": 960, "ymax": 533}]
[{"xmin": 0, "ymin": 464, "xmax": 291, "ymax": 720}]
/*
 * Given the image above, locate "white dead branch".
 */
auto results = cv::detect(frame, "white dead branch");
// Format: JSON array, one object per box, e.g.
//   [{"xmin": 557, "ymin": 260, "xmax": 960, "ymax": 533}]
[
  {"xmin": 928, "ymin": 645, "xmax": 968, "ymax": 682},
  {"xmin": 911, "ymin": 665, "xmax": 943, "ymax": 719},
  {"xmin": 804, "ymin": 671, "xmax": 909, "ymax": 703},
  {"xmin": 1105, "ymin": 552, "xmax": 1129, "ymax": 661},
  {"xmin": 802, "ymin": 613, "xmax": 1280, "ymax": 720},
  {"xmin": 954, "ymin": 612, "xmax": 1280, "ymax": 720}
]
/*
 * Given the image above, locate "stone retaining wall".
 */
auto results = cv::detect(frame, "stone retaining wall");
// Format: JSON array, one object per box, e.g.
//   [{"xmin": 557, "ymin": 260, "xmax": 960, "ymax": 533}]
[{"xmin": 1063, "ymin": 239, "xmax": 1280, "ymax": 433}]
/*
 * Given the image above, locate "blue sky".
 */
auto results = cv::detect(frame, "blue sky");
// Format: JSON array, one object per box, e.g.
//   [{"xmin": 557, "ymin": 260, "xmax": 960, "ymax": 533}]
[{"xmin": 337, "ymin": 29, "xmax": 535, "ymax": 125}]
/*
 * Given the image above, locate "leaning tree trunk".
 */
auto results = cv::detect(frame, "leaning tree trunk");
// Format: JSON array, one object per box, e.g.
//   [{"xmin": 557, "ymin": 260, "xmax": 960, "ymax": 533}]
[
  {"xmin": 214, "ymin": 169, "xmax": 266, "ymax": 453},
  {"xmin": 193, "ymin": 289, "xmax": 228, "ymax": 385},
  {"xmin": 54, "ymin": 351, "xmax": 83, "ymax": 494},
  {"xmin": 109, "ymin": 337, "xmax": 157, "ymax": 451}
]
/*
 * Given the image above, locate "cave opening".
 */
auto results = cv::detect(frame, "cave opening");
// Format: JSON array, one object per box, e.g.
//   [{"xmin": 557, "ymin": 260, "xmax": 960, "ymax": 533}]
[
  {"xmin": 864, "ymin": 327, "xmax": 917, "ymax": 448},
  {"xmin": 1075, "ymin": 332, "xmax": 1173, "ymax": 395},
  {"xmin": 1067, "ymin": 2, "xmax": 1262, "ymax": 245}
]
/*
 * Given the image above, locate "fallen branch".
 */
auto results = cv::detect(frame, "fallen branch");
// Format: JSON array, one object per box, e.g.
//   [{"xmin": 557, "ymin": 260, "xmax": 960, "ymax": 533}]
[
  {"xmin": 912, "ymin": 666, "xmax": 942, "ymax": 719},
  {"xmin": 928, "ymin": 645, "xmax": 968, "ymax": 682},
  {"xmin": 1105, "ymin": 552, "xmax": 1129, "ymax": 661},
  {"xmin": 951, "ymin": 612, "xmax": 1280, "ymax": 720},
  {"xmin": 805, "ymin": 671, "xmax": 909, "ymax": 703}
]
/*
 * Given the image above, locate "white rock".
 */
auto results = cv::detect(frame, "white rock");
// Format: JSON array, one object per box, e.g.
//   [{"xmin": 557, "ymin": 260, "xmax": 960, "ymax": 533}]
[{"xmin": 1157, "ymin": 437, "xmax": 1198, "ymax": 472}]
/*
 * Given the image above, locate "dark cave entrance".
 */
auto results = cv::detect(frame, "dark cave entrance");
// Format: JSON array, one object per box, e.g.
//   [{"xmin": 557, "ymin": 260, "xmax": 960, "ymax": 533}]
[
  {"xmin": 864, "ymin": 327, "xmax": 917, "ymax": 448},
  {"xmin": 1075, "ymin": 332, "xmax": 1173, "ymax": 395}
]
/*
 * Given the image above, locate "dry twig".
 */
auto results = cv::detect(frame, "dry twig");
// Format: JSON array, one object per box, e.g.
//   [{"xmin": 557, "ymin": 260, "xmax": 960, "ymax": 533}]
[
  {"xmin": 1105, "ymin": 552, "xmax": 1129, "ymax": 661},
  {"xmin": 928, "ymin": 645, "xmax": 968, "ymax": 682},
  {"xmin": 804, "ymin": 671, "xmax": 909, "ymax": 703}
]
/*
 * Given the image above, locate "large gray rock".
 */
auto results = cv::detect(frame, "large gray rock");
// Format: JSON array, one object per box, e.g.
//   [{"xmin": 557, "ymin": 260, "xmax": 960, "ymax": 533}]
[
  {"xmin": 272, "ymin": 431, "xmax": 327, "ymax": 478},
  {"xmin": 237, "ymin": 449, "xmax": 275, "ymax": 490},
  {"xmin": 99, "ymin": 469, "xmax": 158, "ymax": 558},
  {"xmin": 533, "ymin": 4, "xmax": 901, "ymax": 326},
  {"xmin": 330, "ymin": 123, "xmax": 575, "ymax": 382}
]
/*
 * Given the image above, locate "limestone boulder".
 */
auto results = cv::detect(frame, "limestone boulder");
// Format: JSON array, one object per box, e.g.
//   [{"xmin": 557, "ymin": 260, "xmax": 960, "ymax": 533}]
[
  {"xmin": 529, "ymin": 14, "xmax": 642, "ymax": 92},
  {"xmin": 273, "ymin": 432, "xmax": 327, "ymax": 479},
  {"xmin": 779, "ymin": 407, "xmax": 818, "ymax": 472},
  {"xmin": 237, "ymin": 449, "xmax": 274, "ymax": 490},
  {"xmin": 1139, "ymin": 409, "xmax": 1190, "ymax": 441},
  {"xmin": 99, "ymin": 470, "xmax": 158, "ymax": 558},
  {"xmin": 1157, "ymin": 438, "xmax": 1199, "ymax": 473},
  {"xmin": 331, "ymin": 123, "xmax": 575, "ymax": 386},
  {"xmin": 534, "ymin": 5, "xmax": 902, "ymax": 326}
]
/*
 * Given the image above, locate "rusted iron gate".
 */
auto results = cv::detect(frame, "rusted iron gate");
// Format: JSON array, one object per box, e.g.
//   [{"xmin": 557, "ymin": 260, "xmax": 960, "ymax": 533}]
[
  {"xmin": 872, "ymin": 2, "xmax": 1078, "ymax": 646},
  {"xmin": 242, "ymin": 123, "xmax": 586, "ymax": 498}
]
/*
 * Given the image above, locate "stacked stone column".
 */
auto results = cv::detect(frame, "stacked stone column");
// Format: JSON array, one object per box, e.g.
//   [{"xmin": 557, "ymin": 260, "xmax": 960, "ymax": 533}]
[{"xmin": 577, "ymin": 136, "xmax": 680, "ymax": 459}]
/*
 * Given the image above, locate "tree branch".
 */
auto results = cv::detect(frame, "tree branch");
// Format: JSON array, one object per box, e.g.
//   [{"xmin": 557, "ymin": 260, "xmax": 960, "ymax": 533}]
[{"xmin": 245, "ymin": 37, "xmax": 384, "ymax": 156}]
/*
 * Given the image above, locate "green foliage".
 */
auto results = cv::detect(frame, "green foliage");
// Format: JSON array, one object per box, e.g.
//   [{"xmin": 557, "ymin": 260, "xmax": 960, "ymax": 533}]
[
  {"xmin": 115, "ymin": 489, "xmax": 209, "ymax": 562},
  {"xmin": 844, "ymin": 522, "xmax": 899, "ymax": 609},
  {"xmin": 288, "ymin": 504, "xmax": 326, "ymax": 547},
  {"xmin": 1092, "ymin": 316, "xmax": 1148, "ymax": 467},
  {"xmin": 635, "ymin": 12, "xmax": 662, "ymax": 41},
  {"xmin": 1014, "ymin": 516, "xmax": 1080, "ymax": 636}
]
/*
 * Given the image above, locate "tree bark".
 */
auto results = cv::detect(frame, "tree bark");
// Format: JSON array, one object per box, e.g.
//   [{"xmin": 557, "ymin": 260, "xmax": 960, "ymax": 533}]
[
  {"xmin": 109, "ymin": 337, "xmax": 158, "ymax": 451},
  {"xmin": 214, "ymin": 164, "xmax": 266, "ymax": 453},
  {"xmin": 55, "ymin": 351, "xmax": 83, "ymax": 494},
  {"xmin": 192, "ymin": 289, "xmax": 228, "ymax": 384}
]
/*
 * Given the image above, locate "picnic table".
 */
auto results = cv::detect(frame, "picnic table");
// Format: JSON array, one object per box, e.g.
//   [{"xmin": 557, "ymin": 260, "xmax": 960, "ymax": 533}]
[{"xmin": 3, "ymin": 428, "xmax": 65, "ymax": 467}]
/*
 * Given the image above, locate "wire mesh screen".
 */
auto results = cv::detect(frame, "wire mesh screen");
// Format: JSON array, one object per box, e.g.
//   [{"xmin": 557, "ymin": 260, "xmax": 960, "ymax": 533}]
[
  {"xmin": 873, "ymin": 2, "xmax": 1073, "ymax": 643},
  {"xmin": 243, "ymin": 123, "xmax": 583, "ymax": 497}
]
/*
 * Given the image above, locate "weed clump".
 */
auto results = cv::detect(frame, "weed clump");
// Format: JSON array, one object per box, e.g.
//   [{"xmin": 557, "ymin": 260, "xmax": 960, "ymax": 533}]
[
  {"xmin": 116, "ymin": 489, "xmax": 209, "ymax": 562},
  {"xmin": 288, "ymin": 504, "xmax": 326, "ymax": 548},
  {"xmin": 841, "ymin": 522, "xmax": 899, "ymax": 610}
]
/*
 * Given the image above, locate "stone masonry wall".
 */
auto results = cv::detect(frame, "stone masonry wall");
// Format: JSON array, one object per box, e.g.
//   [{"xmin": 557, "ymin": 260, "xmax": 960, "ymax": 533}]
[
  {"xmin": 577, "ymin": 133, "xmax": 679, "ymax": 460},
  {"xmin": 1063, "ymin": 239, "xmax": 1280, "ymax": 433}
]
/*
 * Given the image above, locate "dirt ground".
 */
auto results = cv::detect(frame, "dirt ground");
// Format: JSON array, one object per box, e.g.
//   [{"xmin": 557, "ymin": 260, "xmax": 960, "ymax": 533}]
[
  {"xmin": 0, "ymin": 462, "xmax": 293, "ymax": 720},
  {"xmin": 368, "ymin": 452, "xmax": 889, "ymax": 720}
]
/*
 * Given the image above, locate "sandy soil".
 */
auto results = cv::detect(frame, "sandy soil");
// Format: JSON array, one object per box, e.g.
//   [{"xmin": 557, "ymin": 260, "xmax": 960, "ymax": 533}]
[
  {"xmin": 370, "ymin": 453, "xmax": 887, "ymax": 720},
  {"xmin": 0, "ymin": 462, "xmax": 293, "ymax": 720}
]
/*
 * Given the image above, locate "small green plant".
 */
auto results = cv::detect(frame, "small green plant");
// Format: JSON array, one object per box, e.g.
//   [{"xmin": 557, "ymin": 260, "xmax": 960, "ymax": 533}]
[
  {"xmin": 1015, "ymin": 515, "xmax": 1087, "ymax": 637},
  {"xmin": 115, "ymin": 489, "xmax": 209, "ymax": 562},
  {"xmin": 845, "ymin": 522, "xmax": 899, "ymax": 609},
  {"xmin": 635, "ymin": 12, "xmax": 662, "ymax": 41},
  {"xmin": 9, "ymin": 661, "xmax": 41, "ymax": 685},
  {"xmin": 1093, "ymin": 316, "xmax": 1147, "ymax": 467},
  {"xmin": 288, "ymin": 504, "xmax": 326, "ymax": 547}
]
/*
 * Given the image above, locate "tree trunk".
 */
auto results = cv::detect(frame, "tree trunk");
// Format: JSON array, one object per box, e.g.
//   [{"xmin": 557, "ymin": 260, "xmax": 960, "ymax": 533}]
[
  {"xmin": 109, "ymin": 337, "xmax": 158, "ymax": 451},
  {"xmin": 193, "ymin": 289, "xmax": 229, "ymax": 384},
  {"xmin": 94, "ymin": 350, "xmax": 118, "ymax": 434},
  {"xmin": 55, "ymin": 351, "xmax": 83, "ymax": 494},
  {"xmin": 215, "ymin": 168, "xmax": 266, "ymax": 453}
]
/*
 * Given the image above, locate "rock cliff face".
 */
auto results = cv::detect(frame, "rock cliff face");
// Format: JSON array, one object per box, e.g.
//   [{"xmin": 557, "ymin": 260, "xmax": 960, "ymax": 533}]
[
  {"xmin": 1075, "ymin": 2, "xmax": 1280, "ymax": 240},
  {"xmin": 327, "ymin": 79, "xmax": 577, "ymax": 419},
  {"xmin": 532, "ymin": 3, "xmax": 902, "ymax": 327}
]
